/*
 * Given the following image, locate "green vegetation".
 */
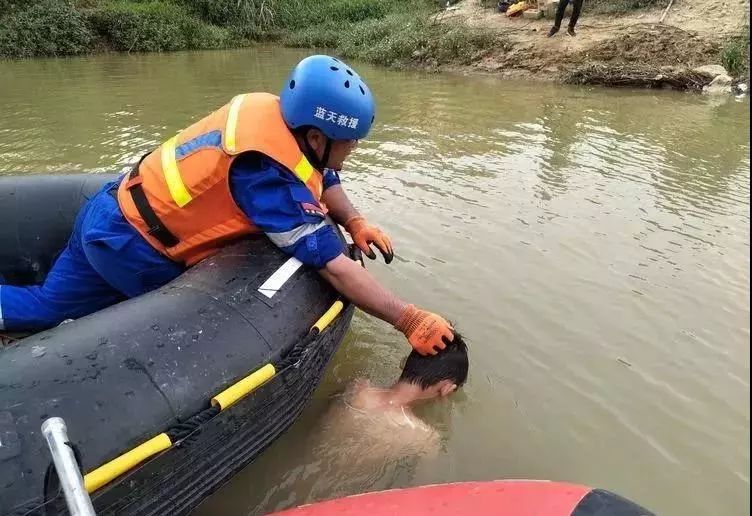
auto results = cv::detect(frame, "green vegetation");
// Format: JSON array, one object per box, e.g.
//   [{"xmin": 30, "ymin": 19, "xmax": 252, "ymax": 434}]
[
  {"xmin": 186, "ymin": 0, "xmax": 284, "ymax": 38},
  {"xmin": 87, "ymin": 2, "xmax": 231, "ymax": 52},
  {"xmin": 0, "ymin": 0, "xmax": 500, "ymax": 68},
  {"xmin": 720, "ymin": 27, "xmax": 750, "ymax": 78},
  {"xmin": 280, "ymin": 6, "xmax": 500, "ymax": 67},
  {"xmin": 0, "ymin": 0, "xmax": 93, "ymax": 58},
  {"xmin": 334, "ymin": 16, "xmax": 498, "ymax": 67}
]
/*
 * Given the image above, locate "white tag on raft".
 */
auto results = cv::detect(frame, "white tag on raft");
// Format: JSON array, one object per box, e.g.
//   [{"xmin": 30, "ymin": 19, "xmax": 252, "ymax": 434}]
[{"xmin": 258, "ymin": 257, "xmax": 303, "ymax": 299}]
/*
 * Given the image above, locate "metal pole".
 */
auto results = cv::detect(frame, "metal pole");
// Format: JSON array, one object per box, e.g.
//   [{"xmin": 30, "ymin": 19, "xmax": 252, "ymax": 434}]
[{"xmin": 41, "ymin": 417, "xmax": 96, "ymax": 516}]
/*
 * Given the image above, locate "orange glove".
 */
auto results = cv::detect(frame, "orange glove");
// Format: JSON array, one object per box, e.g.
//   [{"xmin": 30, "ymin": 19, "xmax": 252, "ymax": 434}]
[
  {"xmin": 395, "ymin": 304, "xmax": 454, "ymax": 355},
  {"xmin": 344, "ymin": 216, "xmax": 394, "ymax": 264}
]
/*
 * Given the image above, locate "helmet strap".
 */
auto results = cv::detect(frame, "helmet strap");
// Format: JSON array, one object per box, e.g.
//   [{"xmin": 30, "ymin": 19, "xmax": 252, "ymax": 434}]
[
  {"xmin": 321, "ymin": 138, "xmax": 333, "ymax": 171},
  {"xmin": 301, "ymin": 128, "xmax": 332, "ymax": 171}
]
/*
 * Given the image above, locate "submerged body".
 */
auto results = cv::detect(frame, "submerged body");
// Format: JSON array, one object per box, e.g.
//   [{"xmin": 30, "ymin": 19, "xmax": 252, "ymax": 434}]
[
  {"xmin": 316, "ymin": 335, "xmax": 469, "ymax": 462},
  {"xmin": 324, "ymin": 379, "xmax": 440, "ymax": 459}
]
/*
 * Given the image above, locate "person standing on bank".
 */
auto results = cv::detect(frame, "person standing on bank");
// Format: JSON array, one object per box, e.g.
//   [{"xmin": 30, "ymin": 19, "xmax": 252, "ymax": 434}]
[
  {"xmin": 0, "ymin": 55, "xmax": 454, "ymax": 357},
  {"xmin": 548, "ymin": 0, "xmax": 584, "ymax": 37}
]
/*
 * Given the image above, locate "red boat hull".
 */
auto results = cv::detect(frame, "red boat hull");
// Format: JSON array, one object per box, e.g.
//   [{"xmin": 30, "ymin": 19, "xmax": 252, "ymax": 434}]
[{"xmin": 271, "ymin": 480, "xmax": 653, "ymax": 516}]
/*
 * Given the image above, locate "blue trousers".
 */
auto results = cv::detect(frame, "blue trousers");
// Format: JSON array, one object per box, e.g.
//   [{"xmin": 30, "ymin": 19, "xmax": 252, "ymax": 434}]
[{"xmin": 0, "ymin": 182, "xmax": 184, "ymax": 332}]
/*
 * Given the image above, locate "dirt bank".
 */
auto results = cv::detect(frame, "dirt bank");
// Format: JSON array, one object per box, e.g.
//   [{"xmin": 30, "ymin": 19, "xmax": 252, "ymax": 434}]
[{"xmin": 440, "ymin": 0, "xmax": 749, "ymax": 88}]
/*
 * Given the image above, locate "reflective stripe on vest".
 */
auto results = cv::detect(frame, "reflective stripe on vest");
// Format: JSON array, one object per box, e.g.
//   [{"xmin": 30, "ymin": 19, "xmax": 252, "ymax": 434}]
[
  {"xmin": 228, "ymin": 94, "xmax": 318, "ymax": 192},
  {"xmin": 161, "ymin": 135, "xmax": 193, "ymax": 208},
  {"xmin": 116, "ymin": 92, "xmax": 326, "ymax": 266},
  {"xmin": 157, "ymin": 93, "xmax": 245, "ymax": 209},
  {"xmin": 293, "ymin": 156, "xmax": 316, "ymax": 187},
  {"xmin": 159, "ymin": 94, "xmax": 318, "ymax": 211},
  {"xmin": 225, "ymin": 94, "xmax": 246, "ymax": 153}
]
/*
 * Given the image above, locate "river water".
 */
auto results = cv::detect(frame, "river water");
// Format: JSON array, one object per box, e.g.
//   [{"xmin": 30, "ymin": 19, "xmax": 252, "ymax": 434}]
[{"xmin": 0, "ymin": 47, "xmax": 748, "ymax": 516}]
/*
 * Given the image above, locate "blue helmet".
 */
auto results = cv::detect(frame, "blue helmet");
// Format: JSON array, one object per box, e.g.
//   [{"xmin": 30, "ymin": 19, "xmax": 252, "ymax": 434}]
[{"xmin": 280, "ymin": 55, "xmax": 375, "ymax": 141}]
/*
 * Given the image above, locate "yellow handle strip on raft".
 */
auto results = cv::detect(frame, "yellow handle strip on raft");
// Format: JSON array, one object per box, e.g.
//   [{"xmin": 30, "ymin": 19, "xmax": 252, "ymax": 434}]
[
  {"xmin": 312, "ymin": 300, "xmax": 344, "ymax": 333},
  {"xmin": 211, "ymin": 363, "xmax": 277, "ymax": 411},
  {"xmin": 211, "ymin": 300, "xmax": 344, "ymax": 410},
  {"xmin": 84, "ymin": 433, "xmax": 172, "ymax": 493},
  {"xmin": 80, "ymin": 300, "xmax": 345, "ymax": 493}
]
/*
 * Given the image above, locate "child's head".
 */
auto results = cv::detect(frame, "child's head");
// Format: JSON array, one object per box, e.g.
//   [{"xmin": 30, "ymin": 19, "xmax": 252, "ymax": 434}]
[{"xmin": 398, "ymin": 332, "xmax": 469, "ymax": 398}]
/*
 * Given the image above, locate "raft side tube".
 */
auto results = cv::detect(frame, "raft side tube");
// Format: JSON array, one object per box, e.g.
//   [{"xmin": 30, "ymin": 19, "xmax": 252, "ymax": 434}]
[
  {"xmin": 0, "ymin": 173, "xmax": 118, "ymax": 285},
  {"xmin": 0, "ymin": 173, "xmax": 353, "ymax": 516}
]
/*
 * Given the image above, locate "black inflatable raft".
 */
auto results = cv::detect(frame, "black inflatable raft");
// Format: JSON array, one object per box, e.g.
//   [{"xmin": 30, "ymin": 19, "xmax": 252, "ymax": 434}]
[{"xmin": 0, "ymin": 174, "xmax": 354, "ymax": 515}]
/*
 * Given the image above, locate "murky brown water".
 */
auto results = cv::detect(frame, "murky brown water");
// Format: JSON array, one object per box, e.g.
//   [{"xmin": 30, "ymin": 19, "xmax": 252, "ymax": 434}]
[{"xmin": 0, "ymin": 47, "xmax": 749, "ymax": 516}]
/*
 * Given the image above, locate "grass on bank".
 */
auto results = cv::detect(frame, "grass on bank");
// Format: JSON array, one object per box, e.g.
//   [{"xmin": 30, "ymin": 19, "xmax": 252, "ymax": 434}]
[
  {"xmin": 281, "ymin": 12, "xmax": 500, "ymax": 67},
  {"xmin": 0, "ymin": 0, "xmax": 94, "ymax": 58},
  {"xmin": 279, "ymin": 0, "xmax": 500, "ymax": 67},
  {"xmin": 87, "ymin": 1, "xmax": 233, "ymax": 53},
  {"xmin": 0, "ymin": 0, "xmax": 501, "ymax": 67},
  {"xmin": 720, "ymin": 27, "xmax": 750, "ymax": 78}
]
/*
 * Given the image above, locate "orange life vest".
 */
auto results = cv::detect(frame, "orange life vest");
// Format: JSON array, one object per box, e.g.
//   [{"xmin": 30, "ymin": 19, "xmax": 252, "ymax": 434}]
[{"xmin": 117, "ymin": 93, "xmax": 325, "ymax": 266}]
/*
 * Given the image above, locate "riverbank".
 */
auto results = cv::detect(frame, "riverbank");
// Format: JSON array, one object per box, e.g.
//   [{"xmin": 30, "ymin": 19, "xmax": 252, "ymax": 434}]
[
  {"xmin": 444, "ymin": 0, "xmax": 750, "ymax": 91},
  {"xmin": 0, "ymin": 0, "xmax": 748, "ymax": 91},
  {"xmin": 0, "ymin": 0, "xmax": 494, "ymax": 62}
]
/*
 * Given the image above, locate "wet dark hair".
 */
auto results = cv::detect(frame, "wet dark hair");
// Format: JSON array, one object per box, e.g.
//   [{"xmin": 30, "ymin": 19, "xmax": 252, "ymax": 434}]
[{"xmin": 398, "ymin": 333, "xmax": 469, "ymax": 390}]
